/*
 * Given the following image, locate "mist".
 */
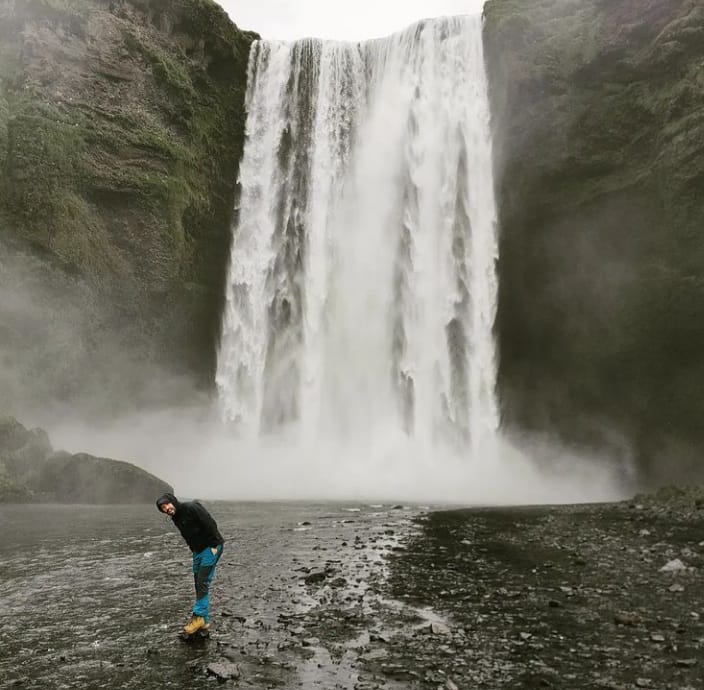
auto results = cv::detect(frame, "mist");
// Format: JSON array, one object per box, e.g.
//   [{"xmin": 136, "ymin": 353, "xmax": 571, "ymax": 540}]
[
  {"xmin": 0, "ymin": 237, "xmax": 207, "ymax": 422},
  {"xmin": 38, "ymin": 403, "xmax": 633, "ymax": 505},
  {"xmin": 1, "ymin": 202, "xmax": 634, "ymax": 507}
]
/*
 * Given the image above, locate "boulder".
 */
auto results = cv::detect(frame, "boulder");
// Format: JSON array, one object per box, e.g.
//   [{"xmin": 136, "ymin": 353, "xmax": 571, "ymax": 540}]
[
  {"xmin": 33, "ymin": 452, "xmax": 172, "ymax": 504},
  {"xmin": 0, "ymin": 416, "xmax": 172, "ymax": 503}
]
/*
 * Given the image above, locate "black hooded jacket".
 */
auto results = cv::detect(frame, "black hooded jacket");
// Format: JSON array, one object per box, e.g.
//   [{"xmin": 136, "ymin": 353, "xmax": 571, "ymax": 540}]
[{"xmin": 156, "ymin": 492, "xmax": 225, "ymax": 553}]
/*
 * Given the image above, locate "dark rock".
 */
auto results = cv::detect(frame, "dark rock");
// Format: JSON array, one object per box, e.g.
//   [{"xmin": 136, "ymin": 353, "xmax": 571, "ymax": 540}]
[
  {"xmin": 0, "ymin": 417, "xmax": 52, "ymax": 501},
  {"xmin": 614, "ymin": 611, "xmax": 641, "ymax": 627},
  {"xmin": 32, "ymin": 451, "xmax": 172, "ymax": 504},
  {"xmin": 483, "ymin": 0, "xmax": 704, "ymax": 481},
  {"xmin": 304, "ymin": 571, "xmax": 328, "ymax": 585},
  {"xmin": 1, "ymin": 416, "xmax": 171, "ymax": 503},
  {"xmin": 675, "ymin": 659, "xmax": 697, "ymax": 668},
  {"xmin": 369, "ymin": 633, "xmax": 388, "ymax": 643}
]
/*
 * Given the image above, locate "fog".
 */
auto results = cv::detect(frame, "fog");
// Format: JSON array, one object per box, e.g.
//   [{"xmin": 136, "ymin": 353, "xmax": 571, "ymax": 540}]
[
  {"xmin": 40, "ymin": 405, "xmax": 633, "ymax": 504},
  {"xmin": 0, "ymin": 238, "xmax": 205, "ymax": 422},
  {"xmin": 3, "ymin": 234, "xmax": 633, "ymax": 506},
  {"xmin": 2, "ymin": 231, "xmax": 634, "ymax": 506}
]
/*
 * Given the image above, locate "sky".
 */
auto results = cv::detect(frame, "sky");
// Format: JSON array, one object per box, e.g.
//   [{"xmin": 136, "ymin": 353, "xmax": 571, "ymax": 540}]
[{"xmin": 217, "ymin": 0, "xmax": 486, "ymax": 41}]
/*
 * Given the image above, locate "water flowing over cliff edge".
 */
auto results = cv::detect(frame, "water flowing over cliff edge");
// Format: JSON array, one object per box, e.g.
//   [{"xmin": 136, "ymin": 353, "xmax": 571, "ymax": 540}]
[
  {"xmin": 217, "ymin": 16, "xmax": 499, "ymax": 454},
  {"xmin": 211, "ymin": 14, "xmax": 625, "ymax": 502}
]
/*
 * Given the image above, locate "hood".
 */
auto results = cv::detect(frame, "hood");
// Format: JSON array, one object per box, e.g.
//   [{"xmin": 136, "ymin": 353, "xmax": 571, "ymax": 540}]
[{"xmin": 156, "ymin": 492, "xmax": 180, "ymax": 512}]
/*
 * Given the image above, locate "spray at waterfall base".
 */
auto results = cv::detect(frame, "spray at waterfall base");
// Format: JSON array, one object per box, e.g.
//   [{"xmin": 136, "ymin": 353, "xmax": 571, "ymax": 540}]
[{"xmin": 212, "ymin": 15, "xmax": 630, "ymax": 503}]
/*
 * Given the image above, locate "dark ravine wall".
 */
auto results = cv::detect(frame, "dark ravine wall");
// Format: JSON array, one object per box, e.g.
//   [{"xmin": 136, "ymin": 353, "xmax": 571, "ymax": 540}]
[
  {"xmin": 484, "ymin": 0, "xmax": 704, "ymax": 482},
  {"xmin": 0, "ymin": 0, "xmax": 256, "ymax": 413}
]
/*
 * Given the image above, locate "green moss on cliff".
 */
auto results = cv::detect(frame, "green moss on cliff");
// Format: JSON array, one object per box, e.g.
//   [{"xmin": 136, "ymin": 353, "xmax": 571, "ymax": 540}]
[
  {"xmin": 484, "ymin": 0, "xmax": 704, "ymax": 481},
  {"xmin": 4, "ymin": 99, "xmax": 86, "ymax": 244},
  {"xmin": 0, "ymin": 0, "xmax": 258, "ymax": 408}
]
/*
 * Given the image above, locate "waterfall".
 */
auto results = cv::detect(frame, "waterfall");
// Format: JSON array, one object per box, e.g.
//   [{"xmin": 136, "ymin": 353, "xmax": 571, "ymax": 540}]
[{"xmin": 216, "ymin": 14, "xmax": 499, "ymax": 459}]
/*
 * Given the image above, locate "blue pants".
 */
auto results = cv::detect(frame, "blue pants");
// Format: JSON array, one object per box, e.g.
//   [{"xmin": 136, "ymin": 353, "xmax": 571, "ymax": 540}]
[{"xmin": 191, "ymin": 545, "xmax": 223, "ymax": 621}]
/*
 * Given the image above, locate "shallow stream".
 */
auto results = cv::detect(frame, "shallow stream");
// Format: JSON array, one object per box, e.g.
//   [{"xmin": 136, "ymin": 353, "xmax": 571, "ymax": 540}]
[{"xmin": 0, "ymin": 502, "xmax": 423, "ymax": 689}]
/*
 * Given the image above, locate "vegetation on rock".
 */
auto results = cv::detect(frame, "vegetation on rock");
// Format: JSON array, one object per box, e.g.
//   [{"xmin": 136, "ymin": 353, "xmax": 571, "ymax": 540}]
[
  {"xmin": 0, "ymin": 0, "xmax": 257, "ymax": 412},
  {"xmin": 484, "ymin": 0, "xmax": 704, "ymax": 482}
]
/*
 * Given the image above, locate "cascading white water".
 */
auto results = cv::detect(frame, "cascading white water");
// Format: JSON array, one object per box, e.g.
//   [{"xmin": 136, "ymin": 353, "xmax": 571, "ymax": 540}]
[{"xmin": 216, "ymin": 14, "xmax": 499, "ymax": 460}]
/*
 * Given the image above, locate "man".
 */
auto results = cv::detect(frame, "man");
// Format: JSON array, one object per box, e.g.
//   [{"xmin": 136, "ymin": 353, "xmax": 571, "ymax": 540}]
[{"xmin": 156, "ymin": 492, "xmax": 225, "ymax": 635}]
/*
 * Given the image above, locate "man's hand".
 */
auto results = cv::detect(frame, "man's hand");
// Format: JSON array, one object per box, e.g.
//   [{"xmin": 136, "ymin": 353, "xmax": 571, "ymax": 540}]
[{"xmin": 210, "ymin": 547, "xmax": 218, "ymax": 555}]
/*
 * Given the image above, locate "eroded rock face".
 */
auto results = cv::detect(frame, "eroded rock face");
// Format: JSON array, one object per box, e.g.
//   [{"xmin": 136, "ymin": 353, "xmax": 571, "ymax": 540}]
[
  {"xmin": 484, "ymin": 0, "xmax": 704, "ymax": 481},
  {"xmin": 0, "ymin": 0, "xmax": 257, "ymax": 412}
]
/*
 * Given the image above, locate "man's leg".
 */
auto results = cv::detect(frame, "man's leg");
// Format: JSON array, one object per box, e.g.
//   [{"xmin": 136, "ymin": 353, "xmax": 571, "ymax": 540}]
[{"xmin": 192, "ymin": 545, "xmax": 223, "ymax": 622}]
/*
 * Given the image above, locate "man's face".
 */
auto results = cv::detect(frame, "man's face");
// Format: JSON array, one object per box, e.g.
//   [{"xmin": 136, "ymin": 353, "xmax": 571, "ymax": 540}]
[{"xmin": 160, "ymin": 502, "xmax": 176, "ymax": 516}]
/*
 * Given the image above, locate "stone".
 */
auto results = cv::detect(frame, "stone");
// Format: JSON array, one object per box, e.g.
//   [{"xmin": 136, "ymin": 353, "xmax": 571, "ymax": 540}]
[
  {"xmin": 1, "ymin": 417, "xmax": 171, "ymax": 503},
  {"xmin": 669, "ymin": 584, "xmax": 685, "ymax": 593},
  {"xmin": 675, "ymin": 659, "xmax": 697, "ymax": 667},
  {"xmin": 660, "ymin": 559, "xmax": 687, "ymax": 572},
  {"xmin": 430, "ymin": 622, "xmax": 452, "ymax": 636},
  {"xmin": 369, "ymin": 633, "xmax": 388, "ymax": 643},
  {"xmin": 304, "ymin": 571, "xmax": 328, "ymax": 585},
  {"xmin": 205, "ymin": 661, "xmax": 241, "ymax": 681},
  {"xmin": 33, "ymin": 451, "xmax": 172, "ymax": 504},
  {"xmin": 614, "ymin": 612, "xmax": 641, "ymax": 627}
]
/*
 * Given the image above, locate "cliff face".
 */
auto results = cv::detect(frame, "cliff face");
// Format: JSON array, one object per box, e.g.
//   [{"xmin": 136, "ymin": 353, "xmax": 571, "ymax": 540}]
[
  {"xmin": 484, "ymin": 0, "xmax": 704, "ymax": 481},
  {"xmin": 0, "ymin": 0, "xmax": 256, "ymax": 412}
]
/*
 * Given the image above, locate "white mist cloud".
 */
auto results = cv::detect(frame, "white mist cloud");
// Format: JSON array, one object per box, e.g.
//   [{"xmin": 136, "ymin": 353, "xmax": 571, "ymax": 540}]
[
  {"xmin": 218, "ymin": 0, "xmax": 487, "ymax": 40},
  {"xmin": 44, "ymin": 407, "xmax": 633, "ymax": 506}
]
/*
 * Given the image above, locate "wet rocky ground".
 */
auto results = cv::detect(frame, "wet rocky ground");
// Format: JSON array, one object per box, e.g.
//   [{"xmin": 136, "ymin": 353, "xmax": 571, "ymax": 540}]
[
  {"xmin": 1, "ymin": 492, "xmax": 702, "ymax": 689},
  {"xmin": 372, "ymin": 489, "xmax": 704, "ymax": 690}
]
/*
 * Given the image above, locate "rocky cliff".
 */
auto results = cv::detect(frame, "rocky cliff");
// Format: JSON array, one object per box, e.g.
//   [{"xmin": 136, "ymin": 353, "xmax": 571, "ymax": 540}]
[
  {"xmin": 484, "ymin": 0, "xmax": 704, "ymax": 481},
  {"xmin": 0, "ymin": 0, "xmax": 256, "ymax": 413}
]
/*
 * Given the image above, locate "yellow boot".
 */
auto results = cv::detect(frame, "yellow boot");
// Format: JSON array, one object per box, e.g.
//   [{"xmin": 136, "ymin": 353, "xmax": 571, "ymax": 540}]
[{"xmin": 183, "ymin": 615, "xmax": 208, "ymax": 635}]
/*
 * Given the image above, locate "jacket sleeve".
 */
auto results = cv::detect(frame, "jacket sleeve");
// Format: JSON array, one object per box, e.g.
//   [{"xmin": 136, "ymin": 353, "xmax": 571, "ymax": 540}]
[{"xmin": 192, "ymin": 501, "xmax": 222, "ymax": 546}]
